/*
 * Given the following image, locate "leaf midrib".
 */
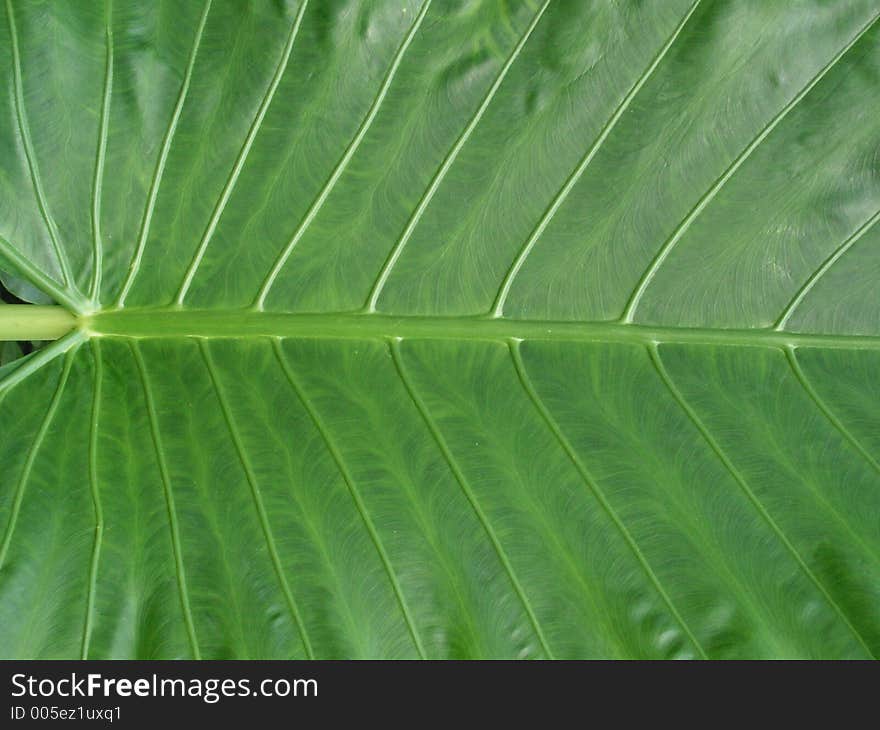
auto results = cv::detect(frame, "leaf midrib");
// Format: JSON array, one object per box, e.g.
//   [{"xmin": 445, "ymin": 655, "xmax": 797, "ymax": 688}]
[
  {"xmin": 4, "ymin": 306, "xmax": 878, "ymax": 353},
  {"xmin": 76, "ymin": 309, "xmax": 880, "ymax": 351}
]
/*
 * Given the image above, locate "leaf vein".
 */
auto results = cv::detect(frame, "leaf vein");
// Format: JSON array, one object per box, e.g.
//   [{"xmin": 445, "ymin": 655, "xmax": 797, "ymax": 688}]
[
  {"xmin": 363, "ymin": 0, "xmax": 552, "ymax": 312},
  {"xmin": 4, "ymin": 0, "xmax": 82, "ymax": 306},
  {"xmin": 253, "ymin": 0, "xmax": 433, "ymax": 310},
  {"xmin": 81, "ymin": 339, "xmax": 104, "ymax": 659},
  {"xmin": 649, "ymin": 342, "xmax": 875, "ymax": 658},
  {"xmin": 0, "ymin": 349, "xmax": 74, "ymax": 572},
  {"xmin": 785, "ymin": 346, "xmax": 880, "ymax": 477},
  {"xmin": 389, "ymin": 337, "xmax": 555, "ymax": 659},
  {"xmin": 174, "ymin": 0, "xmax": 310, "ymax": 305},
  {"xmin": 775, "ymin": 207, "xmax": 880, "ymax": 330},
  {"xmin": 116, "ymin": 0, "xmax": 213, "ymax": 307},
  {"xmin": 89, "ymin": 0, "xmax": 113, "ymax": 306},
  {"xmin": 198, "ymin": 339, "xmax": 315, "ymax": 659},
  {"xmin": 270, "ymin": 338, "xmax": 427, "ymax": 659},
  {"xmin": 510, "ymin": 339, "xmax": 708, "ymax": 659},
  {"xmin": 491, "ymin": 0, "xmax": 704, "ymax": 317},
  {"xmin": 131, "ymin": 342, "xmax": 201, "ymax": 659},
  {"xmin": 620, "ymin": 10, "xmax": 880, "ymax": 323},
  {"xmin": 0, "ymin": 330, "xmax": 84, "ymax": 398}
]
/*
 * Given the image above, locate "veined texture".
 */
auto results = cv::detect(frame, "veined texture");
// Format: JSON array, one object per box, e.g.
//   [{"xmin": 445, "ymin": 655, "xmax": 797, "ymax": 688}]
[{"xmin": 1, "ymin": 0, "xmax": 879, "ymax": 658}]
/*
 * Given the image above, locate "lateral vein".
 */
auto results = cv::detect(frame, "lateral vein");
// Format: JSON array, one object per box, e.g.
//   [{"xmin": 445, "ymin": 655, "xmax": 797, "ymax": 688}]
[
  {"xmin": 620, "ymin": 10, "xmax": 880, "ymax": 323},
  {"xmin": 0, "ymin": 349, "xmax": 75, "ymax": 571},
  {"xmin": 198, "ymin": 339, "xmax": 315, "ymax": 659},
  {"xmin": 174, "ymin": 0, "xmax": 310, "ymax": 305},
  {"xmin": 0, "ymin": 330, "xmax": 84, "ymax": 398},
  {"xmin": 116, "ymin": 0, "xmax": 213, "ymax": 307},
  {"xmin": 131, "ymin": 341, "xmax": 201, "ymax": 658},
  {"xmin": 89, "ymin": 0, "xmax": 114, "ymax": 306},
  {"xmin": 510, "ymin": 339, "xmax": 708, "ymax": 659},
  {"xmin": 271, "ymin": 338, "xmax": 427, "ymax": 659},
  {"xmin": 252, "ymin": 0, "xmax": 433, "ymax": 310},
  {"xmin": 389, "ymin": 338, "xmax": 555, "ymax": 659},
  {"xmin": 785, "ymin": 346, "xmax": 880, "ymax": 477},
  {"xmin": 649, "ymin": 342, "xmax": 876, "ymax": 658},
  {"xmin": 4, "ymin": 0, "xmax": 79, "ymax": 298},
  {"xmin": 775, "ymin": 207, "xmax": 880, "ymax": 330},
  {"xmin": 81, "ymin": 339, "xmax": 104, "ymax": 659},
  {"xmin": 491, "ymin": 0, "xmax": 703, "ymax": 317},
  {"xmin": 363, "ymin": 0, "xmax": 552, "ymax": 313}
]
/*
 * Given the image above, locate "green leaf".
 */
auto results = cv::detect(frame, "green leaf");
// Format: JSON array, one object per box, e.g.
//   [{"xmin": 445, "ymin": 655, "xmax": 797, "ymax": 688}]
[
  {"xmin": 0, "ymin": 0, "xmax": 879, "ymax": 659},
  {"xmin": 0, "ymin": 270, "xmax": 52, "ymax": 305},
  {"xmin": 0, "ymin": 340, "xmax": 22, "ymax": 366}
]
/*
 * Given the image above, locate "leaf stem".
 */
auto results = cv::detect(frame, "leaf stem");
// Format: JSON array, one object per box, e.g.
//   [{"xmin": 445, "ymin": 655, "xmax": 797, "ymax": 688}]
[{"xmin": 0, "ymin": 305, "xmax": 77, "ymax": 341}]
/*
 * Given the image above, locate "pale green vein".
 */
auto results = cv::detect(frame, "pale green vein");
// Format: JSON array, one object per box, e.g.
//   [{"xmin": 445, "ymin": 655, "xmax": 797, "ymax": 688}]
[
  {"xmin": 510, "ymin": 339, "xmax": 708, "ymax": 660},
  {"xmin": 175, "ymin": 0, "xmax": 310, "ymax": 305},
  {"xmin": 88, "ymin": 309, "xmax": 880, "ymax": 352},
  {"xmin": 89, "ymin": 0, "xmax": 113, "ymax": 307},
  {"xmin": 490, "ymin": 0, "xmax": 703, "ymax": 317},
  {"xmin": 198, "ymin": 339, "xmax": 315, "ymax": 659},
  {"xmin": 363, "ymin": 0, "xmax": 552, "ymax": 313},
  {"xmin": 0, "ymin": 329, "xmax": 83, "ymax": 398},
  {"xmin": 775, "ymin": 207, "xmax": 880, "ymax": 330},
  {"xmin": 4, "ymin": 0, "xmax": 79, "ymax": 300},
  {"xmin": 649, "ymin": 342, "xmax": 875, "ymax": 658},
  {"xmin": 257, "ymin": 406, "xmax": 369, "ymax": 658},
  {"xmin": 130, "ymin": 341, "xmax": 201, "ymax": 659},
  {"xmin": 81, "ymin": 339, "xmax": 104, "ymax": 659},
  {"xmin": 785, "ymin": 346, "xmax": 880, "ymax": 477},
  {"xmin": 116, "ymin": 0, "xmax": 212, "ymax": 307},
  {"xmin": 389, "ymin": 337, "xmax": 554, "ymax": 660},
  {"xmin": 271, "ymin": 338, "xmax": 427, "ymax": 659},
  {"xmin": 0, "ymin": 349, "xmax": 73, "ymax": 572},
  {"xmin": 252, "ymin": 0, "xmax": 433, "ymax": 311},
  {"xmin": 749, "ymin": 347, "xmax": 880, "ymax": 569},
  {"xmin": 620, "ymin": 9, "xmax": 880, "ymax": 323},
  {"xmin": 0, "ymin": 235, "xmax": 83, "ymax": 313}
]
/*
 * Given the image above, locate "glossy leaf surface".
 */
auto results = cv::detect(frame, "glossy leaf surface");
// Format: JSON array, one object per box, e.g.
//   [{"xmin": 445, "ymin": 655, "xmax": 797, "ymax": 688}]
[{"xmin": 1, "ymin": 0, "xmax": 879, "ymax": 658}]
